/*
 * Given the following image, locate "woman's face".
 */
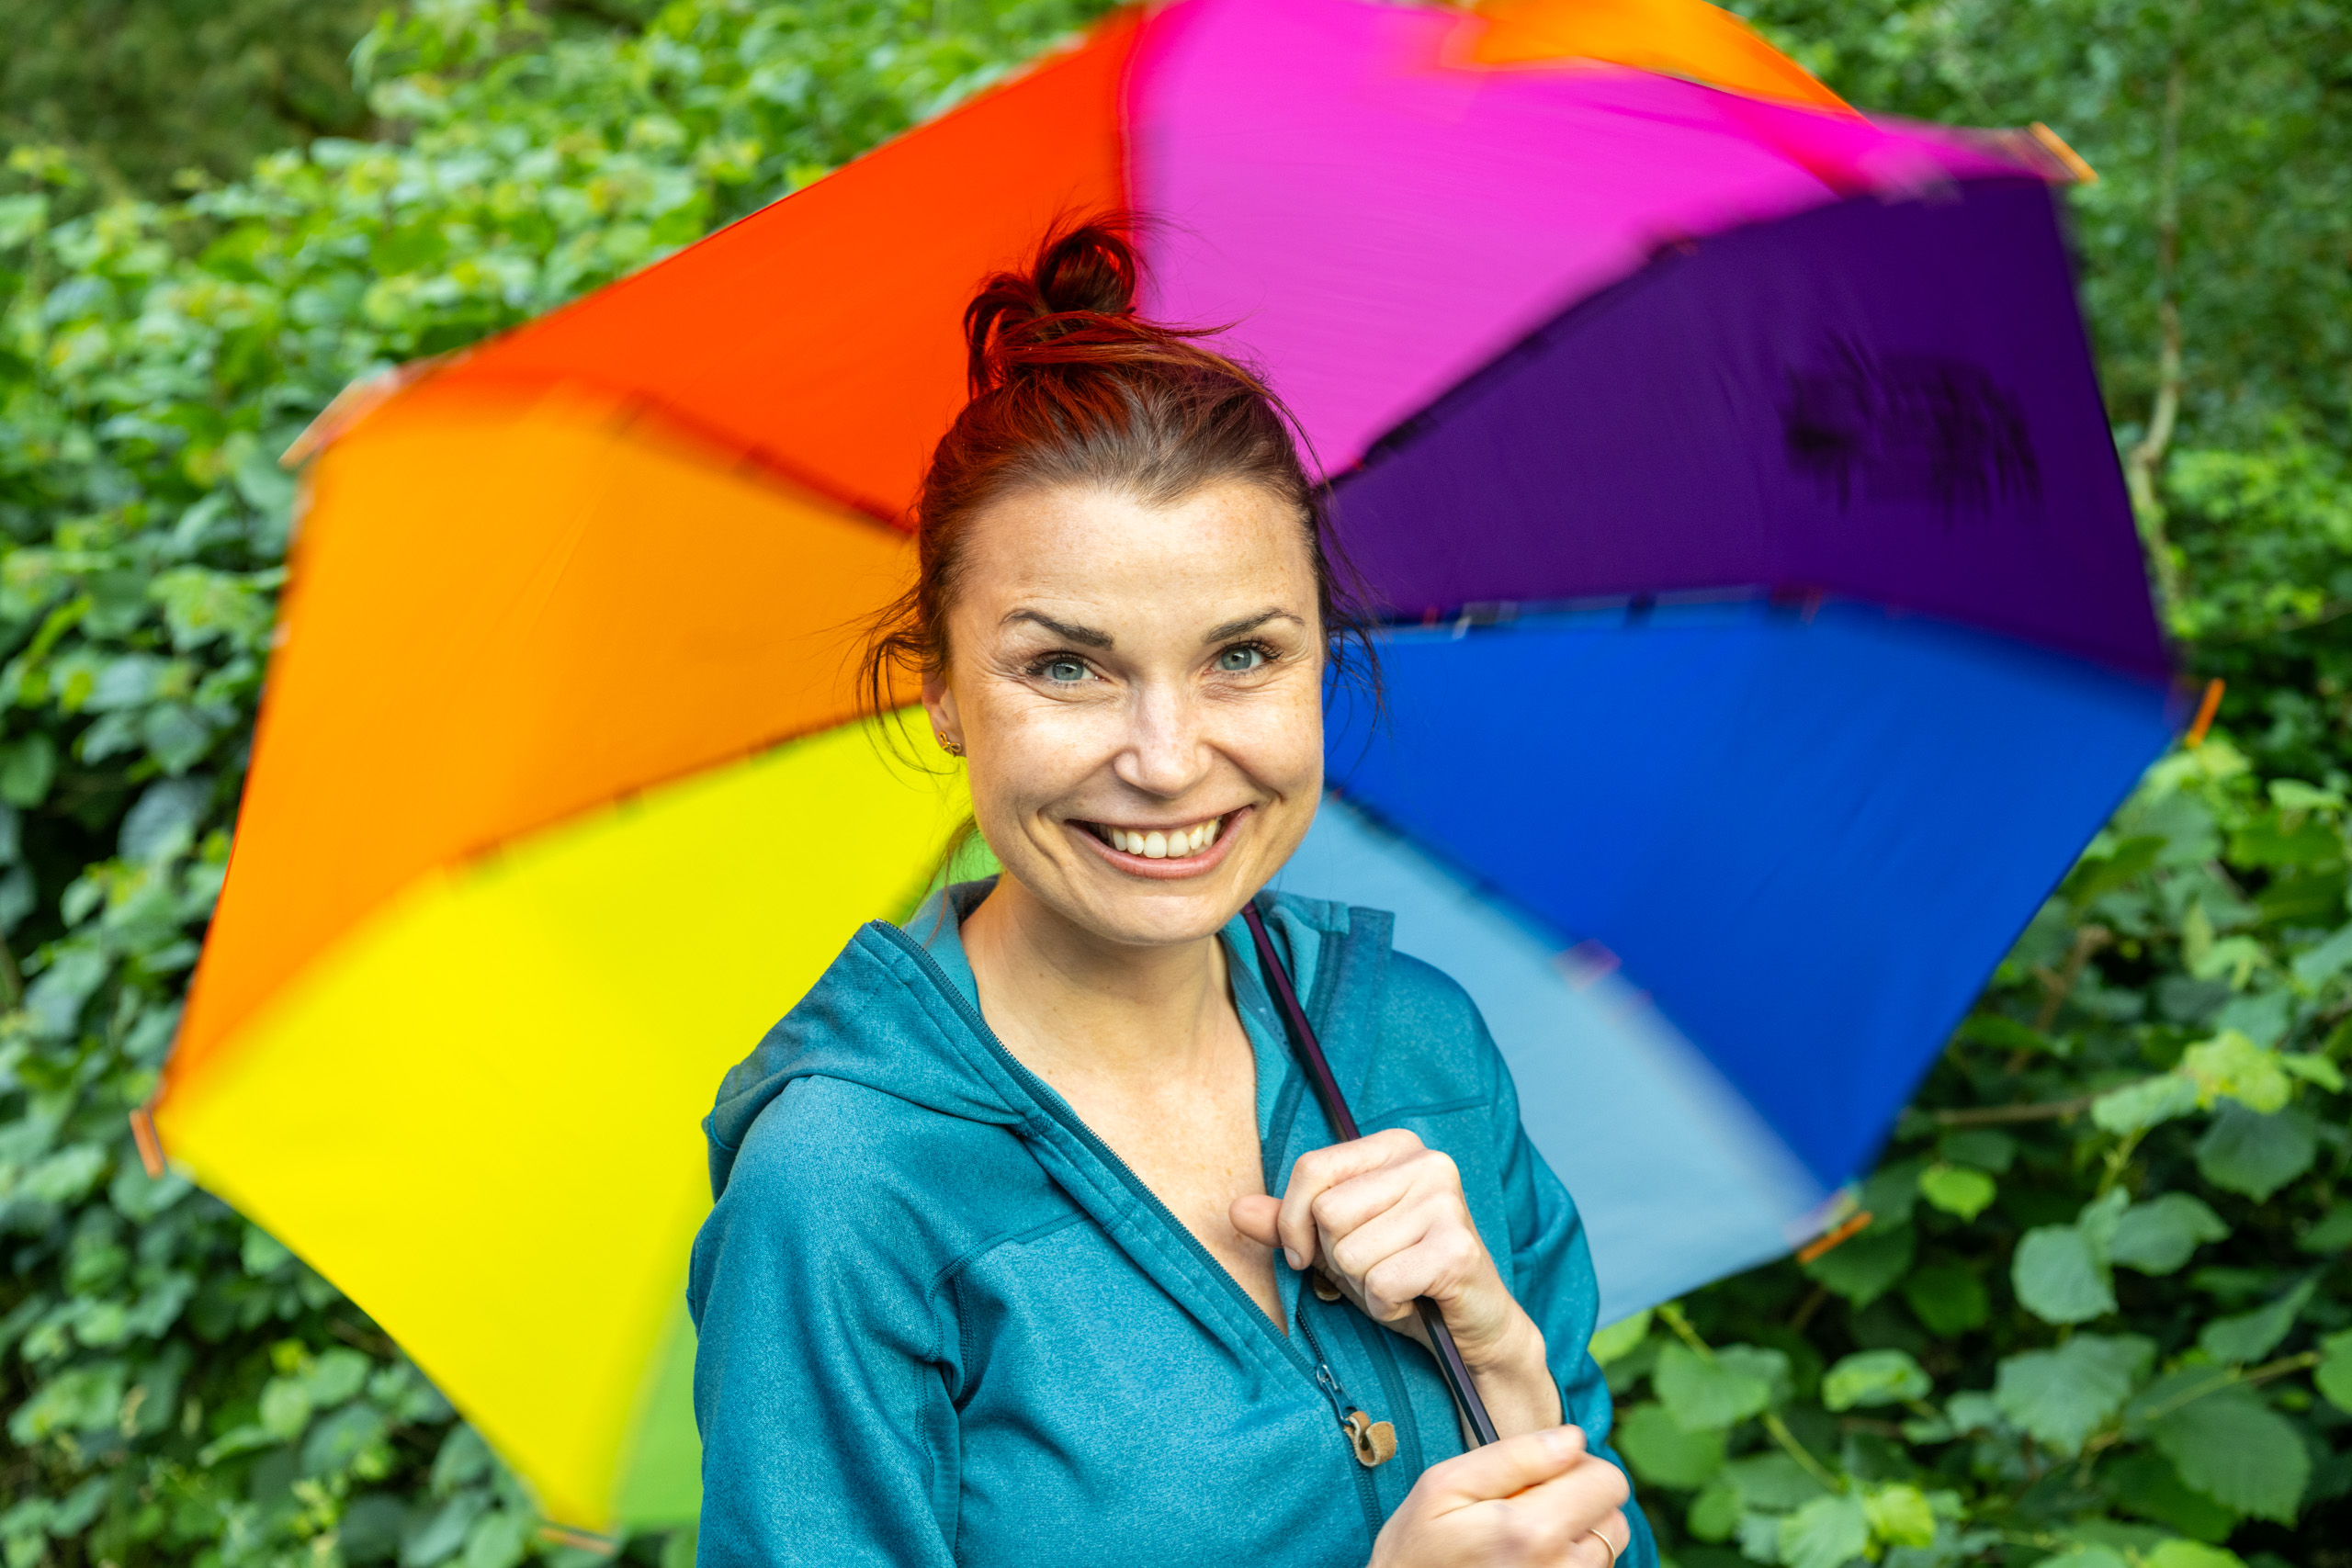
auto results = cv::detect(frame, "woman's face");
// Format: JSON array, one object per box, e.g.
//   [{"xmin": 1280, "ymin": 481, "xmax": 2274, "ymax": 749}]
[{"xmin": 924, "ymin": 480, "xmax": 1326, "ymax": 950}]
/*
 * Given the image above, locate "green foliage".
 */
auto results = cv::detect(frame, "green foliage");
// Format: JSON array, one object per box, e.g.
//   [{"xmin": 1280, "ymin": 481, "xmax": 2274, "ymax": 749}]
[
  {"xmin": 0, "ymin": 1, "xmax": 382, "ymax": 204},
  {"xmin": 0, "ymin": 3, "xmax": 1107, "ymax": 1564}
]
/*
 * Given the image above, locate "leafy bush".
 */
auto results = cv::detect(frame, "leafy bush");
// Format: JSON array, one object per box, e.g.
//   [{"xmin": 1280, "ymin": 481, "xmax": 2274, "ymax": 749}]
[
  {"xmin": 3, "ymin": 3, "xmax": 2348, "ymax": 1567},
  {"xmin": 0, "ymin": 0, "xmax": 382, "ymax": 203}
]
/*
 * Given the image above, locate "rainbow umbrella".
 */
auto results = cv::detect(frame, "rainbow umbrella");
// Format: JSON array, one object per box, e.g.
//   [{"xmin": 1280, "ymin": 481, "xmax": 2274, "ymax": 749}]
[{"xmin": 147, "ymin": 0, "xmax": 2172, "ymax": 1533}]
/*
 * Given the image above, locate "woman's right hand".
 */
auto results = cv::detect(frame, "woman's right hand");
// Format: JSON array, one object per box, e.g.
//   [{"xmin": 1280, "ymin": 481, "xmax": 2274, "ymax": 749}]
[{"xmin": 1370, "ymin": 1425, "xmax": 1631, "ymax": 1568}]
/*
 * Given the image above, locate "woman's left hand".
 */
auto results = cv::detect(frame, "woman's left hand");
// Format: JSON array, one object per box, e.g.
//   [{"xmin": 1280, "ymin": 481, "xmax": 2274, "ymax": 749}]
[{"xmin": 1230, "ymin": 1129, "xmax": 1564, "ymax": 1438}]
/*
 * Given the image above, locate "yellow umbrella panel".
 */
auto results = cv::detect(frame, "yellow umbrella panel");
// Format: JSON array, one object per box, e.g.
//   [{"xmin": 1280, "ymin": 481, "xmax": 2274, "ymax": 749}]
[{"xmin": 153, "ymin": 378, "xmax": 966, "ymax": 1529}]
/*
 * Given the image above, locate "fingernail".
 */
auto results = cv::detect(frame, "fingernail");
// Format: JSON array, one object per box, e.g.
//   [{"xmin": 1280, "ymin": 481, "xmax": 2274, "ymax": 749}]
[
  {"xmin": 1544, "ymin": 1427, "xmax": 1579, "ymax": 1458},
  {"xmin": 1285, "ymin": 1248, "xmax": 1305, "ymax": 1270}
]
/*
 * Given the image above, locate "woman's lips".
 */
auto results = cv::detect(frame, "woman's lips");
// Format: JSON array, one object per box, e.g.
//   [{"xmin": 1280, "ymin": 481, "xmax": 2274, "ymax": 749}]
[{"xmin": 1070, "ymin": 808, "xmax": 1249, "ymax": 880}]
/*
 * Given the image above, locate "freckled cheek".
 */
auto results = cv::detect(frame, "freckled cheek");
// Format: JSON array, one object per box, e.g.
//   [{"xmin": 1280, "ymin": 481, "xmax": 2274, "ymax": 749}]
[
  {"xmin": 1211, "ymin": 691, "xmax": 1325, "ymax": 795},
  {"xmin": 966, "ymin": 695, "xmax": 1125, "ymax": 833}
]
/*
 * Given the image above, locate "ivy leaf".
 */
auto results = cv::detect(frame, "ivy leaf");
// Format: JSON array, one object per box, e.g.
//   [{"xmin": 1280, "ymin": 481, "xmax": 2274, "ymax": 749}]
[
  {"xmin": 1653, "ymin": 1341, "xmax": 1787, "ymax": 1432},
  {"xmin": 1737, "ymin": 1510, "xmax": 1784, "ymax": 1564},
  {"xmin": 1917, "ymin": 1163, "xmax": 1997, "ymax": 1220},
  {"xmin": 2081, "ymin": 1187, "xmax": 2131, "ymax": 1254},
  {"xmin": 1611, "ymin": 1402, "xmax": 1725, "ymax": 1489},
  {"xmin": 2109, "ymin": 1193, "xmax": 2231, "ymax": 1275},
  {"xmin": 2318, "ymin": 1328, "xmax": 2352, "ymax": 1415},
  {"xmin": 1776, "ymin": 1493, "xmax": 1871, "ymax": 1568},
  {"xmin": 459, "ymin": 1507, "xmax": 531, "ymax": 1568},
  {"xmin": 2181, "ymin": 1030, "xmax": 2296, "ymax": 1111},
  {"xmin": 2100, "ymin": 1448, "xmax": 2241, "ymax": 1542},
  {"xmin": 2300, "ymin": 1205, "xmax": 2352, "ymax": 1254},
  {"xmin": 258, "ymin": 1374, "xmax": 313, "ymax": 1438},
  {"xmin": 2195, "ymin": 1102, "xmax": 2318, "ymax": 1200},
  {"xmin": 2150, "ymin": 1382, "xmax": 2311, "ymax": 1523},
  {"xmin": 0, "ymin": 734, "xmax": 58, "ymax": 809},
  {"xmin": 1954, "ymin": 1012, "xmax": 2049, "ymax": 1055},
  {"xmin": 6, "ymin": 1361, "xmax": 127, "ymax": 1443},
  {"xmin": 1936, "ymin": 1128, "xmax": 2016, "ymax": 1172},
  {"xmin": 1992, "ymin": 1334, "xmax": 2153, "ymax": 1455},
  {"xmin": 1822, "ymin": 1349, "xmax": 1931, "ymax": 1411},
  {"xmin": 401, "ymin": 1491, "xmax": 488, "ymax": 1568},
  {"xmin": 2198, "ymin": 1277, "xmax": 2315, "ymax": 1364},
  {"xmin": 1803, "ymin": 1222, "xmax": 1915, "ymax": 1308},
  {"xmin": 2143, "ymin": 1543, "xmax": 2249, "ymax": 1568},
  {"xmin": 1722, "ymin": 1451, "xmax": 1831, "ymax": 1509},
  {"xmin": 2031, "ymin": 1549, "xmax": 2128, "ymax": 1568},
  {"xmin": 1858, "ymin": 1159, "xmax": 1927, "ymax": 1229},
  {"xmin": 300, "ymin": 1402, "xmax": 389, "ymax": 1477},
  {"xmin": 1902, "ymin": 1260, "xmax": 1989, "ymax": 1336},
  {"xmin": 2065, "ymin": 833, "xmax": 2165, "ymax": 904},
  {"xmin": 1586, "ymin": 1309, "xmax": 1651, "ymax": 1366},
  {"xmin": 1685, "ymin": 1475, "xmax": 1740, "ymax": 1542},
  {"xmin": 2290, "ymin": 919, "xmax": 2352, "ymax": 986},
  {"xmin": 1860, "ymin": 1483, "xmax": 1936, "ymax": 1549},
  {"xmin": 2092, "ymin": 1072, "xmax": 2199, "ymax": 1134},
  {"xmin": 2278, "ymin": 1053, "xmax": 2345, "ymax": 1091},
  {"xmin": 430, "ymin": 1426, "xmax": 493, "ymax": 1497},
  {"xmin": 2014, "ymin": 1224, "xmax": 2115, "ymax": 1324}
]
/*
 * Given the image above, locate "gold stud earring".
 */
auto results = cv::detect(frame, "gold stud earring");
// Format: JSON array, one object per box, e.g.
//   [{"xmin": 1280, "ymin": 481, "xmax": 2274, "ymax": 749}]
[{"xmin": 937, "ymin": 734, "xmax": 964, "ymax": 758}]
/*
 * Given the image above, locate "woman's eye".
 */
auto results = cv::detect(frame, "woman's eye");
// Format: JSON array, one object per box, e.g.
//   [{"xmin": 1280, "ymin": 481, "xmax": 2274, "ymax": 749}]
[
  {"xmin": 1216, "ymin": 645, "xmax": 1266, "ymax": 673},
  {"xmin": 1041, "ymin": 657, "xmax": 1089, "ymax": 683}
]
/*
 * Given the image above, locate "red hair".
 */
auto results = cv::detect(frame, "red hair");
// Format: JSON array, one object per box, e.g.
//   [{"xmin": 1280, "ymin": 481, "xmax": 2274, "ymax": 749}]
[{"xmin": 862, "ymin": 217, "xmax": 1377, "ymax": 735}]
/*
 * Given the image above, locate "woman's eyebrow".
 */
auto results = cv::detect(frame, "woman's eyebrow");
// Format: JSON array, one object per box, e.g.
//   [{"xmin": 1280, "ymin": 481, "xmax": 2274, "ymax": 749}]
[
  {"xmin": 1203, "ymin": 608, "xmax": 1303, "ymax": 644},
  {"xmin": 1002, "ymin": 608, "xmax": 1114, "ymax": 649}
]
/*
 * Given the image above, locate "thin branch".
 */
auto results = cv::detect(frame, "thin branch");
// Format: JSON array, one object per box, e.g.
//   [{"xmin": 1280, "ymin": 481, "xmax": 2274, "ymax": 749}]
[
  {"xmin": 1932, "ymin": 1095, "xmax": 2096, "ymax": 1127},
  {"xmin": 2201, "ymin": 595, "xmax": 2352, "ymax": 643},
  {"xmin": 1760, "ymin": 1411, "xmax": 1844, "ymax": 1494},
  {"xmin": 2122, "ymin": 48, "xmax": 2189, "ymax": 608},
  {"xmin": 2033, "ymin": 924, "xmax": 2113, "ymax": 1033}
]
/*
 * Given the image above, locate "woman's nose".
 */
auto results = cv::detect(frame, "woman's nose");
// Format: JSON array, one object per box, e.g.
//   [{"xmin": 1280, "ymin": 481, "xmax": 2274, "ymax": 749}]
[{"xmin": 1114, "ymin": 684, "xmax": 1209, "ymax": 796}]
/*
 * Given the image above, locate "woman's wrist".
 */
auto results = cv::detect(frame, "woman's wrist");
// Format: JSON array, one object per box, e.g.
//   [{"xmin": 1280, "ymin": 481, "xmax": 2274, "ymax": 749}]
[{"xmin": 1460, "ymin": 1305, "xmax": 1563, "ymax": 1438}]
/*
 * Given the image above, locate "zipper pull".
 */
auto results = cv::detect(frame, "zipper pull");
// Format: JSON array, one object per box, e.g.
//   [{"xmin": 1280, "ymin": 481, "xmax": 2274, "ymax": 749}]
[
  {"xmin": 1302, "ymin": 1310, "xmax": 1393, "ymax": 1466},
  {"xmin": 1343, "ymin": 1409, "xmax": 1398, "ymax": 1468}
]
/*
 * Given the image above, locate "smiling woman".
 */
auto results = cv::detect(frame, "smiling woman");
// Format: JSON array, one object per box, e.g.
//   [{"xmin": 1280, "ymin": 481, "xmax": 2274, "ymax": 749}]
[{"xmin": 687, "ymin": 222, "xmax": 1654, "ymax": 1568}]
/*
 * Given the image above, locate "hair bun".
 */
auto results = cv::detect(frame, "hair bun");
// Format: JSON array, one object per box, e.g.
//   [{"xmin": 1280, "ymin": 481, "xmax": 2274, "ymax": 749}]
[
  {"xmin": 1031, "ymin": 223, "xmax": 1138, "ymax": 318},
  {"xmin": 963, "ymin": 220, "xmax": 1161, "ymax": 396}
]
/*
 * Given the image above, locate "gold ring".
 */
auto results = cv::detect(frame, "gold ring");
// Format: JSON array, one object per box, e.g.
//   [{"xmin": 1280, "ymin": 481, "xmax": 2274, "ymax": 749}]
[{"xmin": 1585, "ymin": 1525, "xmax": 1624, "ymax": 1567}]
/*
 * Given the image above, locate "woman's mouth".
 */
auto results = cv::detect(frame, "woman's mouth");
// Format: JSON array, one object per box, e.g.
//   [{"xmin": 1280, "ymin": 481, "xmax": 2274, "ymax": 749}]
[{"xmin": 1071, "ymin": 810, "xmax": 1245, "ymax": 876}]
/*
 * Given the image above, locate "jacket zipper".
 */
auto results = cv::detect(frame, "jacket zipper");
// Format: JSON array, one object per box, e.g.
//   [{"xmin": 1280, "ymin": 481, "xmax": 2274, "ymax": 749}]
[
  {"xmin": 1296, "ymin": 1303, "xmax": 1390, "ymax": 1536},
  {"xmin": 1295, "ymin": 1304, "xmax": 1358, "ymax": 1427},
  {"xmin": 876, "ymin": 920, "xmax": 1388, "ymax": 1536}
]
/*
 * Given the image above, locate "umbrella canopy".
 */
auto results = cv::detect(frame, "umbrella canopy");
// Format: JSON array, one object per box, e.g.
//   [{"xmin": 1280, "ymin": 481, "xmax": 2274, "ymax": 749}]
[{"xmin": 151, "ymin": 0, "xmax": 2172, "ymax": 1532}]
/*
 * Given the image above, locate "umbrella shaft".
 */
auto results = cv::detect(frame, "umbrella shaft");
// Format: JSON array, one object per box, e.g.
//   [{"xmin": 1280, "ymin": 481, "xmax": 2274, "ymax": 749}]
[{"xmin": 1242, "ymin": 903, "xmax": 1499, "ymax": 1448}]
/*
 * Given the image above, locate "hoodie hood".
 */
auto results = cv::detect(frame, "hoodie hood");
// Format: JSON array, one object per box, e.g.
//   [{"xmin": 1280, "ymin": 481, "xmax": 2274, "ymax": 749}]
[{"xmin": 703, "ymin": 879, "xmax": 1362, "ymax": 1201}]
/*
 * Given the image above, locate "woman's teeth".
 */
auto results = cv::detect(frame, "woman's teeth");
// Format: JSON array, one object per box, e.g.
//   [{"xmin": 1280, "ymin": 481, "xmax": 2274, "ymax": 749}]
[{"xmin": 1102, "ymin": 817, "xmax": 1224, "ymax": 859}]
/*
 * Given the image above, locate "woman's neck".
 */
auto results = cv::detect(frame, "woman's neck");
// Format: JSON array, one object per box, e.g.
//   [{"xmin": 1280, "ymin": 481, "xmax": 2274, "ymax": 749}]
[{"xmin": 958, "ymin": 874, "xmax": 1238, "ymax": 1088}]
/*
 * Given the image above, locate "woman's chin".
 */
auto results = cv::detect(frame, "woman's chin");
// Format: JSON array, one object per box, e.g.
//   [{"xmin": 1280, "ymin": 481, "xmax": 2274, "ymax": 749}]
[{"xmin": 996, "ymin": 839, "xmax": 1261, "ymax": 950}]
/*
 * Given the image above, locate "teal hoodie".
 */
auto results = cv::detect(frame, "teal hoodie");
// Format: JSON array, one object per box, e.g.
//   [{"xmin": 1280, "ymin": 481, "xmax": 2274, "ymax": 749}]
[{"xmin": 691, "ymin": 882, "xmax": 1656, "ymax": 1567}]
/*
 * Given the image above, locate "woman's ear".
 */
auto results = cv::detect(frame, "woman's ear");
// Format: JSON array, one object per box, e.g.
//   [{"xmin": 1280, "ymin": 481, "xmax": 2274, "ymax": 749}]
[{"xmin": 922, "ymin": 672, "xmax": 961, "ymax": 753}]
